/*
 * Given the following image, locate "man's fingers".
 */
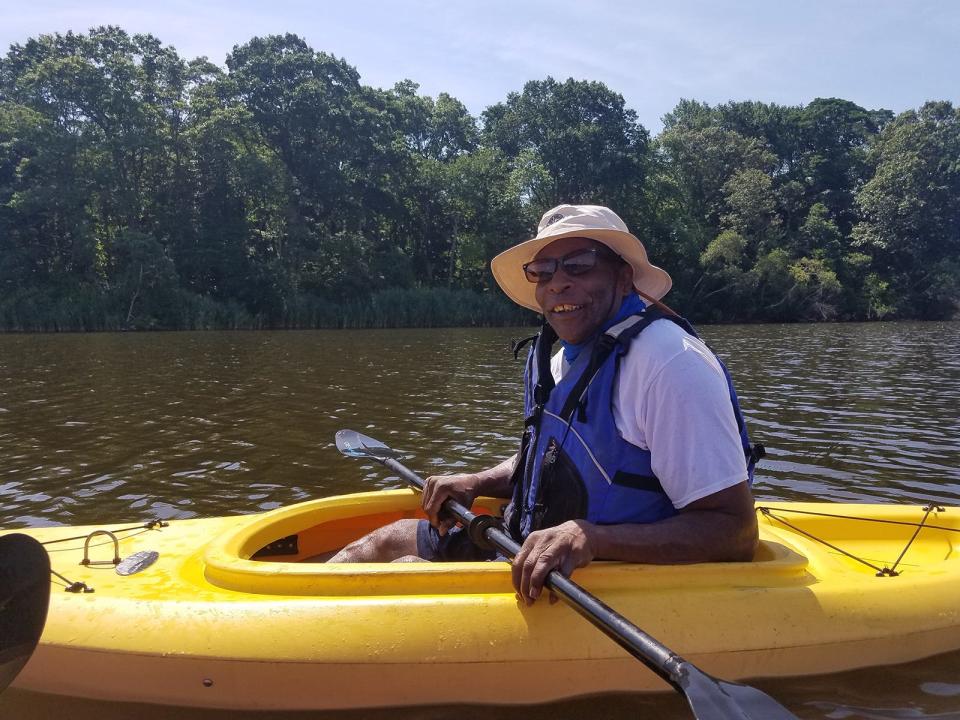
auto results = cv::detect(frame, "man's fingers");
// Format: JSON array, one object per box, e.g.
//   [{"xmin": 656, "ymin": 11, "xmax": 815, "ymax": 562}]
[
  {"xmin": 527, "ymin": 548, "xmax": 560, "ymax": 603},
  {"xmin": 422, "ymin": 485, "xmax": 448, "ymax": 527},
  {"xmin": 559, "ymin": 553, "xmax": 578, "ymax": 578},
  {"xmin": 421, "ymin": 474, "xmax": 476, "ymax": 528},
  {"xmin": 512, "ymin": 523, "xmax": 596, "ymax": 605},
  {"xmin": 520, "ymin": 555, "xmax": 537, "ymax": 605},
  {"xmin": 514, "ymin": 534, "xmax": 565, "ymax": 606},
  {"xmin": 511, "ymin": 541, "xmax": 531, "ymax": 597},
  {"xmin": 421, "ymin": 478, "xmax": 438, "ymax": 520},
  {"xmin": 514, "ymin": 533, "xmax": 543, "ymax": 604}
]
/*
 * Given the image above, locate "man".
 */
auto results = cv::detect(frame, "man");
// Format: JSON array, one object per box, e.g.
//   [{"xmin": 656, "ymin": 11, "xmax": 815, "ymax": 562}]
[{"xmin": 330, "ymin": 204, "xmax": 760, "ymax": 605}]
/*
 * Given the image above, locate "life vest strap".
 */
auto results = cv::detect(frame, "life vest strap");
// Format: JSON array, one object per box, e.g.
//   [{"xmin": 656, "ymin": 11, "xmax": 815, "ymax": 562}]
[{"xmin": 557, "ymin": 310, "xmax": 665, "ymax": 423}]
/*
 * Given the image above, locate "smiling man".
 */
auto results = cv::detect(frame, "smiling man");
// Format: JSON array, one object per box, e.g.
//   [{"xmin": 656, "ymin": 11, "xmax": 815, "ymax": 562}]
[{"xmin": 330, "ymin": 204, "xmax": 762, "ymax": 605}]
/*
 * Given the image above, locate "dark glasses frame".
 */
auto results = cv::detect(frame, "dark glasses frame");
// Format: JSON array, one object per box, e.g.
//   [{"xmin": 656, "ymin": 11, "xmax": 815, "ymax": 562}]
[{"xmin": 522, "ymin": 246, "xmax": 620, "ymax": 284}]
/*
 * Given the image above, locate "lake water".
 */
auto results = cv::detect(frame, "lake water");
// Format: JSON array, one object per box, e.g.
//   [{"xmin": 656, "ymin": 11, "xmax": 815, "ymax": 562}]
[{"xmin": 1, "ymin": 322, "xmax": 959, "ymax": 719}]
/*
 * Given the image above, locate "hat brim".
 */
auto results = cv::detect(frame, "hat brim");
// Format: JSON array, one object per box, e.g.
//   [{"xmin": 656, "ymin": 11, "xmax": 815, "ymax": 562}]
[{"xmin": 491, "ymin": 228, "xmax": 673, "ymax": 312}]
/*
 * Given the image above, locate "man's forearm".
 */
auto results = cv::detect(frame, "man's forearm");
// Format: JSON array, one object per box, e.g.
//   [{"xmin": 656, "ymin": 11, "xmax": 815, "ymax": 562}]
[
  {"xmin": 472, "ymin": 454, "xmax": 518, "ymax": 498},
  {"xmin": 589, "ymin": 509, "xmax": 757, "ymax": 564},
  {"xmin": 589, "ymin": 482, "xmax": 758, "ymax": 563}
]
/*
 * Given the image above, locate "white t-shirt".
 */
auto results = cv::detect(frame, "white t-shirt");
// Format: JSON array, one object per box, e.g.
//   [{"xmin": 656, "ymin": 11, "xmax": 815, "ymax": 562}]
[{"xmin": 550, "ymin": 318, "xmax": 748, "ymax": 509}]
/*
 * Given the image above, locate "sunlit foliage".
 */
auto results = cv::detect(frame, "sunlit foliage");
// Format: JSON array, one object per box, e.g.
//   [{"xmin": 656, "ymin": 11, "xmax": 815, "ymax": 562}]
[{"xmin": 1, "ymin": 28, "xmax": 956, "ymax": 329}]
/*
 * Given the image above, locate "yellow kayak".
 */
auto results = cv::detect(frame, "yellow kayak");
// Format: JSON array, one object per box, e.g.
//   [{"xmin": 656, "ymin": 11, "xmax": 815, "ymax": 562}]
[{"xmin": 4, "ymin": 490, "xmax": 959, "ymax": 710}]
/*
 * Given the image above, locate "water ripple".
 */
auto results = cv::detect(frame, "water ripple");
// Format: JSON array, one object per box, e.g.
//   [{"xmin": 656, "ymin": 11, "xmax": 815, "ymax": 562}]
[{"xmin": 0, "ymin": 322, "xmax": 958, "ymax": 527}]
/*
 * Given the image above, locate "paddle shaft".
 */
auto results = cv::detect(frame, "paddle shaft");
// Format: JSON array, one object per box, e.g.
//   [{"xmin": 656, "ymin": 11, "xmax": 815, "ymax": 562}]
[
  {"xmin": 339, "ymin": 428, "xmax": 798, "ymax": 719},
  {"xmin": 381, "ymin": 456, "xmax": 687, "ymax": 691}
]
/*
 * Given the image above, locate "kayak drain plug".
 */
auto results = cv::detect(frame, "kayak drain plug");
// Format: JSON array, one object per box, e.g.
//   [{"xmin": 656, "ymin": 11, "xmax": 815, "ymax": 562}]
[{"xmin": 203, "ymin": 679, "xmax": 213, "ymax": 687}]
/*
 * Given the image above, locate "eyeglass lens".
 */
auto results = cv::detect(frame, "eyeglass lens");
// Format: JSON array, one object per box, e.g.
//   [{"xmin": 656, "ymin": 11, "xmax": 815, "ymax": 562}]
[{"xmin": 523, "ymin": 249, "xmax": 599, "ymax": 283}]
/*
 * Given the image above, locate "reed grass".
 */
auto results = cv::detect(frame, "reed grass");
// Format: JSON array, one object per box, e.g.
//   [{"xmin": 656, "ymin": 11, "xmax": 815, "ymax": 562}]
[{"xmin": 0, "ymin": 286, "xmax": 536, "ymax": 332}]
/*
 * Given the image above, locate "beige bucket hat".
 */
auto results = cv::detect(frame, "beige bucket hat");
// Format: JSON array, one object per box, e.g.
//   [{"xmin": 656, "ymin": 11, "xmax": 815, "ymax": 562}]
[{"xmin": 491, "ymin": 204, "xmax": 673, "ymax": 312}]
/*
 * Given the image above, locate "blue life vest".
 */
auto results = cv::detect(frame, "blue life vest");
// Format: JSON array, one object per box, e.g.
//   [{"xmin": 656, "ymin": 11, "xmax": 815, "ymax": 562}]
[{"xmin": 503, "ymin": 308, "xmax": 762, "ymax": 542}]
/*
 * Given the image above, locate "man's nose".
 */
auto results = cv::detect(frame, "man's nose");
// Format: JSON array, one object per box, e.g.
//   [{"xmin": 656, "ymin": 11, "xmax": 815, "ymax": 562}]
[{"xmin": 544, "ymin": 271, "xmax": 573, "ymax": 291}]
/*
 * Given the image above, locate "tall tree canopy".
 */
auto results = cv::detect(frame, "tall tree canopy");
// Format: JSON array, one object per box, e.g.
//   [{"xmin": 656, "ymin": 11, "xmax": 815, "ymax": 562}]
[{"xmin": 1, "ymin": 27, "xmax": 957, "ymax": 330}]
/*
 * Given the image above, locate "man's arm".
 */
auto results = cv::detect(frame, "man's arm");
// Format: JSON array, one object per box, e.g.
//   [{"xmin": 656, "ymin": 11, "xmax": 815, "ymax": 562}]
[
  {"xmin": 511, "ymin": 482, "xmax": 758, "ymax": 605},
  {"xmin": 588, "ymin": 481, "xmax": 757, "ymax": 563},
  {"xmin": 422, "ymin": 454, "xmax": 517, "ymax": 533}
]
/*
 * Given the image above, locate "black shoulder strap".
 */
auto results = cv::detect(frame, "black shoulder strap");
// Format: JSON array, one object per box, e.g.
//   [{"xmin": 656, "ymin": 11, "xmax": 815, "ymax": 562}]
[
  {"xmin": 511, "ymin": 334, "xmax": 538, "ymax": 360},
  {"xmin": 558, "ymin": 334, "xmax": 615, "ymax": 422},
  {"xmin": 532, "ymin": 323, "xmax": 558, "ymax": 407},
  {"xmin": 612, "ymin": 306, "xmax": 679, "ymax": 343}
]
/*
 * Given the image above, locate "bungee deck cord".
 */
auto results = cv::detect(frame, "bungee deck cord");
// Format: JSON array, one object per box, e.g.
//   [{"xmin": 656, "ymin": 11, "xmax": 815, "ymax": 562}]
[
  {"xmin": 758, "ymin": 503, "xmax": 953, "ymax": 577},
  {"xmin": 40, "ymin": 519, "xmax": 168, "ymax": 592}
]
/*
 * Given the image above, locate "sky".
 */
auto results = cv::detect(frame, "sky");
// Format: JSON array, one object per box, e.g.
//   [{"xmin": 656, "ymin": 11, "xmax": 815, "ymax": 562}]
[{"xmin": 2, "ymin": 0, "xmax": 958, "ymax": 133}]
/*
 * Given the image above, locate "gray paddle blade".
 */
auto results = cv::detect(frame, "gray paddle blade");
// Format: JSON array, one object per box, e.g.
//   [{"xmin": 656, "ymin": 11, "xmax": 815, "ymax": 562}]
[
  {"xmin": 335, "ymin": 429, "xmax": 403, "ymax": 460},
  {"xmin": 679, "ymin": 663, "xmax": 799, "ymax": 720},
  {"xmin": 0, "ymin": 533, "xmax": 50, "ymax": 692}
]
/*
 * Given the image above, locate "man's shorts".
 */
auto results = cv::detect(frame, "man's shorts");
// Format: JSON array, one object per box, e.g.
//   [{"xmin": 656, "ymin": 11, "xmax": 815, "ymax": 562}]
[{"xmin": 416, "ymin": 520, "xmax": 499, "ymax": 562}]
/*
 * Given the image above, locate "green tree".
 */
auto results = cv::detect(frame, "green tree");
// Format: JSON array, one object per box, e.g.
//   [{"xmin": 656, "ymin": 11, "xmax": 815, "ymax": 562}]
[
  {"xmin": 483, "ymin": 77, "xmax": 649, "ymax": 212},
  {"xmin": 852, "ymin": 101, "xmax": 960, "ymax": 318},
  {"xmin": 694, "ymin": 230, "xmax": 755, "ymax": 320},
  {"xmin": 794, "ymin": 98, "xmax": 889, "ymax": 235},
  {"xmin": 658, "ymin": 118, "xmax": 776, "ymax": 230},
  {"xmin": 0, "ymin": 27, "xmax": 196, "ymax": 328},
  {"xmin": 721, "ymin": 168, "xmax": 781, "ymax": 247},
  {"xmin": 798, "ymin": 202, "xmax": 843, "ymax": 258},
  {"xmin": 1, "ymin": 26, "xmax": 955, "ymax": 328}
]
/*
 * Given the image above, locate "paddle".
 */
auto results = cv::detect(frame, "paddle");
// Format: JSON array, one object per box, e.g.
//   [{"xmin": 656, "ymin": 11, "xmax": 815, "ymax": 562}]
[
  {"xmin": 0, "ymin": 533, "xmax": 50, "ymax": 693},
  {"xmin": 335, "ymin": 429, "xmax": 799, "ymax": 720}
]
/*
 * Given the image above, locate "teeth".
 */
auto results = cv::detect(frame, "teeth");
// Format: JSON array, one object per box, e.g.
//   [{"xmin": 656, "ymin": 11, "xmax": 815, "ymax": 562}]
[{"xmin": 552, "ymin": 304, "xmax": 582, "ymax": 313}]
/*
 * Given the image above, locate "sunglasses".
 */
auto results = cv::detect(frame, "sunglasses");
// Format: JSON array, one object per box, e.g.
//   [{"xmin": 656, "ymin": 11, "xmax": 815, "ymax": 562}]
[{"xmin": 522, "ymin": 247, "xmax": 618, "ymax": 284}]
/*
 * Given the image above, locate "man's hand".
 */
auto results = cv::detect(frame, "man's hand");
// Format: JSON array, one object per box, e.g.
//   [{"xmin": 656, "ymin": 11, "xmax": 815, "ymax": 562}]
[
  {"xmin": 512, "ymin": 520, "xmax": 597, "ymax": 605},
  {"xmin": 421, "ymin": 473, "xmax": 478, "ymax": 535}
]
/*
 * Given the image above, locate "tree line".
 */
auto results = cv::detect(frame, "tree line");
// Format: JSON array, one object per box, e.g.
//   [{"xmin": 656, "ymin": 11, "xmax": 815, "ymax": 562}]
[{"xmin": 1, "ymin": 27, "xmax": 957, "ymax": 331}]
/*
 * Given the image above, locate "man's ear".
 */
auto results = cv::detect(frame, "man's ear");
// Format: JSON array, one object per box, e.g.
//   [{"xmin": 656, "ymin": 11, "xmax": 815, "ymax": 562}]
[{"xmin": 617, "ymin": 263, "xmax": 634, "ymax": 296}]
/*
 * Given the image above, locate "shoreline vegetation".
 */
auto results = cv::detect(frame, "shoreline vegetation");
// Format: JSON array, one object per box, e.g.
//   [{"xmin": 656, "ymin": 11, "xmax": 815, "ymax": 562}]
[
  {"xmin": 1, "ymin": 287, "xmax": 533, "ymax": 332},
  {"xmin": 1, "ymin": 28, "xmax": 958, "ymax": 332}
]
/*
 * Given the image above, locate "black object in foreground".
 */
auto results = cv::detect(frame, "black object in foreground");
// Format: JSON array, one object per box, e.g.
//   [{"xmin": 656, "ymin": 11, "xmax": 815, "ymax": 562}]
[
  {"xmin": 0, "ymin": 533, "xmax": 50, "ymax": 692},
  {"xmin": 335, "ymin": 429, "xmax": 799, "ymax": 720}
]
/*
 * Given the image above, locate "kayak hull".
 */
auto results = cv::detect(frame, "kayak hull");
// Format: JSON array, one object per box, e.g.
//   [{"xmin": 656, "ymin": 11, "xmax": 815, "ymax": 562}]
[
  {"xmin": 4, "ymin": 491, "xmax": 959, "ymax": 710},
  {"xmin": 23, "ymin": 627, "xmax": 960, "ymax": 710}
]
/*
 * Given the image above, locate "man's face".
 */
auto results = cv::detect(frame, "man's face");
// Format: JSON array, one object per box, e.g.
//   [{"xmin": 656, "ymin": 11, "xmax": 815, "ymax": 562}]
[{"xmin": 532, "ymin": 236, "xmax": 634, "ymax": 344}]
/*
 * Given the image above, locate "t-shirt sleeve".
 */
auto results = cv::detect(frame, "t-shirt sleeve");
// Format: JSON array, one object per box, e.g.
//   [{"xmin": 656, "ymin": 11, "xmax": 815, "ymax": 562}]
[{"xmin": 616, "ymin": 333, "xmax": 749, "ymax": 509}]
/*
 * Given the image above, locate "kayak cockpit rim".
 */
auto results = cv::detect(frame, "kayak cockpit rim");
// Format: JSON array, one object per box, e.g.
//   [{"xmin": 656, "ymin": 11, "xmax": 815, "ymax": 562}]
[{"xmin": 200, "ymin": 490, "xmax": 812, "ymax": 596}]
